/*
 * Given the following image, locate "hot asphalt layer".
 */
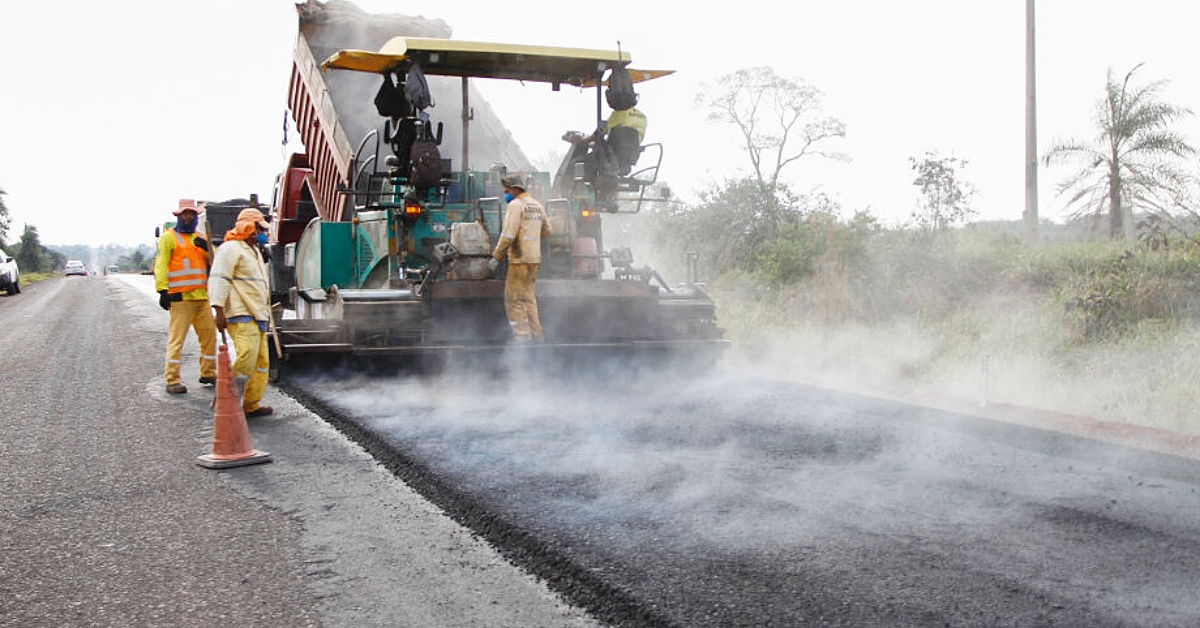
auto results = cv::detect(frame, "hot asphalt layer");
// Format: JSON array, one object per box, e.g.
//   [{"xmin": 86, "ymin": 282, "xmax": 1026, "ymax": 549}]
[{"xmin": 289, "ymin": 365, "xmax": 1200, "ymax": 628}]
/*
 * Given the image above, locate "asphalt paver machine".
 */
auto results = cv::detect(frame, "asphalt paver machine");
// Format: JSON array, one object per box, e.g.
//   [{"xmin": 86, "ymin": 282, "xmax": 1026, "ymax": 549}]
[{"xmin": 268, "ymin": 29, "xmax": 727, "ymax": 374}]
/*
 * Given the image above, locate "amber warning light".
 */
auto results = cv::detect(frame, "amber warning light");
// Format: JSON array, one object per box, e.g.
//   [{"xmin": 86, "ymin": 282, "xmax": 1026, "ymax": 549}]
[{"xmin": 404, "ymin": 201, "xmax": 423, "ymax": 218}]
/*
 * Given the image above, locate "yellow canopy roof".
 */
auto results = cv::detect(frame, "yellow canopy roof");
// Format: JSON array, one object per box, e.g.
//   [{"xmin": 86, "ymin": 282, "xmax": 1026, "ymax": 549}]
[{"xmin": 322, "ymin": 37, "xmax": 672, "ymax": 87}]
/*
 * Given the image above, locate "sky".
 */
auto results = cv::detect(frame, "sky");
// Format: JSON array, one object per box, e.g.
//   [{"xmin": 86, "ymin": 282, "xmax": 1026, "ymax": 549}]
[{"xmin": 1, "ymin": 0, "xmax": 1197, "ymax": 247}]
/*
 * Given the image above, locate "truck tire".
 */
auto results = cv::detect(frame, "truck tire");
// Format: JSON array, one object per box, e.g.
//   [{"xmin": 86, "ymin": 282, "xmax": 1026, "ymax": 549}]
[{"xmin": 5, "ymin": 279, "xmax": 17, "ymax": 295}]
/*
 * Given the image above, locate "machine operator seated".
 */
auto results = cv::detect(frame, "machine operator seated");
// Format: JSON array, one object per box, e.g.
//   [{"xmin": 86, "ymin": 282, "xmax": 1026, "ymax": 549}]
[{"xmin": 562, "ymin": 106, "xmax": 648, "ymax": 209}]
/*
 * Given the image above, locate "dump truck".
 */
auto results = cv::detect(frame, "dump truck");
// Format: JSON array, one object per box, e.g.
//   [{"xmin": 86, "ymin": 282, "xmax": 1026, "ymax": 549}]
[{"xmin": 267, "ymin": 1, "xmax": 726, "ymax": 373}]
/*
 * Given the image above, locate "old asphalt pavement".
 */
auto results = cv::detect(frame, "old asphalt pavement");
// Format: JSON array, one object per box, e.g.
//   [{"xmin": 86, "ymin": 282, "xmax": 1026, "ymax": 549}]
[{"xmin": 0, "ymin": 274, "xmax": 602, "ymax": 628}]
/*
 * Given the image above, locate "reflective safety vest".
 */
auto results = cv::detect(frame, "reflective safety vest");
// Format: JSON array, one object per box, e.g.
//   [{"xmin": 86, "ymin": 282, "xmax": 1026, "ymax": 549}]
[{"xmin": 166, "ymin": 230, "xmax": 208, "ymax": 294}]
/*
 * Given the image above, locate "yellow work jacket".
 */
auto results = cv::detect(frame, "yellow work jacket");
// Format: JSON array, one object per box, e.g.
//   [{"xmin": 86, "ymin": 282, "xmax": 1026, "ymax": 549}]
[
  {"xmin": 207, "ymin": 239, "xmax": 272, "ymax": 322},
  {"xmin": 493, "ymin": 193, "xmax": 551, "ymax": 265},
  {"xmin": 604, "ymin": 107, "xmax": 647, "ymax": 143},
  {"xmin": 154, "ymin": 229, "xmax": 210, "ymax": 300}
]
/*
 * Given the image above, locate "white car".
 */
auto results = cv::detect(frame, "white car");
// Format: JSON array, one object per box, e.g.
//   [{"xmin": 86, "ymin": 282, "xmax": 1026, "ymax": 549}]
[
  {"xmin": 0, "ymin": 250, "xmax": 19, "ymax": 295},
  {"xmin": 65, "ymin": 260, "xmax": 88, "ymax": 277}
]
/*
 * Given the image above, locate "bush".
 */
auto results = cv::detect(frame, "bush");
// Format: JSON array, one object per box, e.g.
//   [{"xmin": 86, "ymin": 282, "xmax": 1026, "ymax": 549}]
[{"xmin": 698, "ymin": 225, "xmax": 1200, "ymax": 433}]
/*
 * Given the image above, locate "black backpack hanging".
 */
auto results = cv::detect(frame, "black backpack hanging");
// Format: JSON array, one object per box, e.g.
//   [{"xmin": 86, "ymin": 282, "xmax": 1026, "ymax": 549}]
[
  {"xmin": 374, "ymin": 72, "xmax": 412, "ymax": 118},
  {"xmin": 409, "ymin": 122, "xmax": 442, "ymax": 188},
  {"xmin": 605, "ymin": 64, "xmax": 638, "ymax": 111}
]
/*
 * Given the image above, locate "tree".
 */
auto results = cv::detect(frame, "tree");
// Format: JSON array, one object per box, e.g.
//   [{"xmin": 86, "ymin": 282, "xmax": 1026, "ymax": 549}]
[
  {"xmin": 1042, "ymin": 64, "xmax": 1195, "ymax": 239},
  {"xmin": 696, "ymin": 66, "xmax": 846, "ymax": 190},
  {"xmin": 16, "ymin": 224, "xmax": 43, "ymax": 272},
  {"xmin": 43, "ymin": 247, "xmax": 65, "ymax": 271},
  {"xmin": 909, "ymin": 152, "xmax": 978, "ymax": 231},
  {"xmin": 0, "ymin": 187, "xmax": 10, "ymax": 248},
  {"xmin": 653, "ymin": 177, "xmax": 797, "ymax": 275},
  {"xmin": 129, "ymin": 249, "xmax": 148, "ymax": 272}
]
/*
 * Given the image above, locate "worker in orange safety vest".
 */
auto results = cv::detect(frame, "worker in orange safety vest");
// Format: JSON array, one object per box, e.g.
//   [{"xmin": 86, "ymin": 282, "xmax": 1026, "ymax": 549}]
[{"xmin": 154, "ymin": 199, "xmax": 217, "ymax": 394}]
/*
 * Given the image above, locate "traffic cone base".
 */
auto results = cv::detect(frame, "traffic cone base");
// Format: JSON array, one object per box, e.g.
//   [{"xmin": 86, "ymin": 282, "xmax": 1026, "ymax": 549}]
[
  {"xmin": 198, "ymin": 343, "xmax": 273, "ymax": 469},
  {"xmin": 197, "ymin": 450, "xmax": 272, "ymax": 469}
]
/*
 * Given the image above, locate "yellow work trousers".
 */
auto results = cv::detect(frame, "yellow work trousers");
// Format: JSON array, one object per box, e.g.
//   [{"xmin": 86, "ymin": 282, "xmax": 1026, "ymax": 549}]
[
  {"xmin": 503, "ymin": 263, "xmax": 543, "ymax": 342},
  {"xmin": 165, "ymin": 299, "xmax": 217, "ymax": 386},
  {"xmin": 227, "ymin": 321, "xmax": 271, "ymax": 413}
]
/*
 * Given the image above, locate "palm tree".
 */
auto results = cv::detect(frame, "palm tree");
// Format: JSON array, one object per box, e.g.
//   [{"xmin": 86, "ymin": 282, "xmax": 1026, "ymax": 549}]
[{"xmin": 1042, "ymin": 63, "xmax": 1195, "ymax": 239}]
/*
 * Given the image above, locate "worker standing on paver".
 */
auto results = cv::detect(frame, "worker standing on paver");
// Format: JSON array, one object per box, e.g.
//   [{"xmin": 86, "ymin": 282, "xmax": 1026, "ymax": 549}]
[
  {"xmin": 155, "ymin": 199, "xmax": 217, "ymax": 394},
  {"xmin": 490, "ymin": 174, "xmax": 551, "ymax": 343},
  {"xmin": 208, "ymin": 207, "xmax": 274, "ymax": 418}
]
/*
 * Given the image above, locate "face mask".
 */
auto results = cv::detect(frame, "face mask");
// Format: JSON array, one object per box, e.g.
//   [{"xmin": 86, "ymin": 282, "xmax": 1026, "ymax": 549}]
[
  {"xmin": 256, "ymin": 232, "xmax": 268, "ymax": 246},
  {"xmin": 175, "ymin": 215, "xmax": 197, "ymax": 234},
  {"xmin": 504, "ymin": 193, "xmax": 515, "ymax": 203}
]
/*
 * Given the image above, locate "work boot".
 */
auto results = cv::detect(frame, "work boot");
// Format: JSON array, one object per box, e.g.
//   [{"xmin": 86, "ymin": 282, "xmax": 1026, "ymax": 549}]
[
  {"xmin": 245, "ymin": 406, "xmax": 274, "ymax": 418},
  {"xmin": 166, "ymin": 383, "xmax": 188, "ymax": 394},
  {"xmin": 198, "ymin": 376, "xmax": 216, "ymax": 385}
]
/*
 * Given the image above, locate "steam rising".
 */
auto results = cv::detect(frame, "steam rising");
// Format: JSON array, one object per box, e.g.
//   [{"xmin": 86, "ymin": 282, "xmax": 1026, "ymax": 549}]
[{"xmin": 298, "ymin": 358, "xmax": 1200, "ymax": 566}]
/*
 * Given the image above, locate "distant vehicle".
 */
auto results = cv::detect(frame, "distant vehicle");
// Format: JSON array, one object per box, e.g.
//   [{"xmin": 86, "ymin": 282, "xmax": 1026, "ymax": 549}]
[
  {"xmin": 65, "ymin": 260, "xmax": 87, "ymax": 277},
  {"xmin": 0, "ymin": 250, "xmax": 19, "ymax": 295},
  {"xmin": 104, "ymin": 265, "xmax": 120, "ymax": 276}
]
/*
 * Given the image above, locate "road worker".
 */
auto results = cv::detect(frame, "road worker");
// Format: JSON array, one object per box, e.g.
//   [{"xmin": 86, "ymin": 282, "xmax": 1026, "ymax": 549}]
[
  {"xmin": 208, "ymin": 207, "xmax": 274, "ymax": 418},
  {"xmin": 602, "ymin": 105, "xmax": 647, "ymax": 175},
  {"xmin": 490, "ymin": 174, "xmax": 551, "ymax": 343},
  {"xmin": 154, "ymin": 199, "xmax": 217, "ymax": 394},
  {"xmin": 562, "ymin": 105, "xmax": 648, "ymax": 210}
]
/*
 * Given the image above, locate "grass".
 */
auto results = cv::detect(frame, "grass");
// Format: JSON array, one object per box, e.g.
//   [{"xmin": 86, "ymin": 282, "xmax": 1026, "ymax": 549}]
[
  {"xmin": 20, "ymin": 272, "xmax": 57, "ymax": 284},
  {"xmin": 710, "ymin": 229, "xmax": 1200, "ymax": 435}
]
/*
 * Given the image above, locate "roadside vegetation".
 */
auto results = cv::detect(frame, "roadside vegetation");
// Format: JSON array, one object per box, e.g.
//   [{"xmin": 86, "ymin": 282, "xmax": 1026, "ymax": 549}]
[
  {"xmin": 674, "ymin": 224, "xmax": 1200, "ymax": 434},
  {"xmin": 646, "ymin": 63, "xmax": 1200, "ymax": 434},
  {"xmin": 0, "ymin": 189, "xmax": 152, "ymax": 282}
]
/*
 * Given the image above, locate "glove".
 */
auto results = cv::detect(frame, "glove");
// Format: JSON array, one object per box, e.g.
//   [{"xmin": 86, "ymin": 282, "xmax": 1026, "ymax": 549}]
[
  {"xmin": 193, "ymin": 237, "xmax": 209, "ymax": 252},
  {"xmin": 158, "ymin": 290, "xmax": 171, "ymax": 311},
  {"xmin": 488, "ymin": 258, "xmax": 500, "ymax": 273}
]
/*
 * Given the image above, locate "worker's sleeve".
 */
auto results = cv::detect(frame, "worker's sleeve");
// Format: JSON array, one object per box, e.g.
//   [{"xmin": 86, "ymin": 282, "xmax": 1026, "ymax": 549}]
[
  {"xmin": 206, "ymin": 244, "xmax": 234, "ymax": 308},
  {"xmin": 492, "ymin": 203, "xmax": 521, "ymax": 260},
  {"xmin": 154, "ymin": 233, "xmax": 174, "ymax": 292},
  {"xmin": 540, "ymin": 208, "xmax": 551, "ymax": 238}
]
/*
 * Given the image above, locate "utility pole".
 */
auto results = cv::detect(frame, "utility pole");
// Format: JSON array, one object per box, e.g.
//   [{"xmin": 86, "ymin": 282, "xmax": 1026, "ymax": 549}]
[{"xmin": 1024, "ymin": 0, "xmax": 1040, "ymax": 241}]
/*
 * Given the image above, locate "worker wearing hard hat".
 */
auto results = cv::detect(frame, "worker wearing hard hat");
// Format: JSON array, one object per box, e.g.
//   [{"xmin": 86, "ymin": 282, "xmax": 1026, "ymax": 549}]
[
  {"xmin": 208, "ymin": 207, "xmax": 274, "ymax": 418},
  {"xmin": 155, "ymin": 199, "xmax": 217, "ymax": 394},
  {"xmin": 490, "ymin": 174, "xmax": 551, "ymax": 342}
]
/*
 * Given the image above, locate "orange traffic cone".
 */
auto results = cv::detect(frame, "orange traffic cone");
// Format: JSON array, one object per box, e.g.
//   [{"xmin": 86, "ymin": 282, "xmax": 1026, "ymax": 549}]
[{"xmin": 197, "ymin": 341, "xmax": 272, "ymax": 469}]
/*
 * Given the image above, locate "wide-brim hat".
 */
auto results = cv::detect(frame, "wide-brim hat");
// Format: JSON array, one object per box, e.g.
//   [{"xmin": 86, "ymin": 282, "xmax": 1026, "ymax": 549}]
[
  {"xmin": 236, "ymin": 207, "xmax": 270, "ymax": 229},
  {"xmin": 173, "ymin": 199, "xmax": 199, "ymax": 216}
]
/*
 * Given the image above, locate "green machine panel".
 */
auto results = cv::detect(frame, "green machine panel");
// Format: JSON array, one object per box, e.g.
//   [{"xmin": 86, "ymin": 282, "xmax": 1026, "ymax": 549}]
[{"xmin": 320, "ymin": 222, "xmax": 356, "ymax": 289}]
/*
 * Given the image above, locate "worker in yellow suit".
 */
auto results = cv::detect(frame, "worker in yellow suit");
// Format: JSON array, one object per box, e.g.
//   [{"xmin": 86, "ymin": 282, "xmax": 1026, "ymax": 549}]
[
  {"xmin": 208, "ymin": 208, "xmax": 275, "ymax": 418},
  {"xmin": 490, "ymin": 174, "xmax": 551, "ymax": 343},
  {"xmin": 154, "ymin": 199, "xmax": 217, "ymax": 394}
]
